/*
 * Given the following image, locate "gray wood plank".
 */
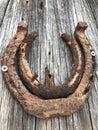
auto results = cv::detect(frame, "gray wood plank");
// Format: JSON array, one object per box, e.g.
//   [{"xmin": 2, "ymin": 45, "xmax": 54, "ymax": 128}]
[
  {"xmin": 0, "ymin": 0, "xmax": 10, "ymax": 26},
  {"xmin": 0, "ymin": 0, "xmax": 98, "ymax": 130}
]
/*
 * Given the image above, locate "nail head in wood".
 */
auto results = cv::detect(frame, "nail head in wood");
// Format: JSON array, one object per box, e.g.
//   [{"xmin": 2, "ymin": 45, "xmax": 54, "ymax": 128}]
[
  {"xmin": 91, "ymin": 51, "xmax": 95, "ymax": 57},
  {"xmin": 1, "ymin": 65, "xmax": 8, "ymax": 72}
]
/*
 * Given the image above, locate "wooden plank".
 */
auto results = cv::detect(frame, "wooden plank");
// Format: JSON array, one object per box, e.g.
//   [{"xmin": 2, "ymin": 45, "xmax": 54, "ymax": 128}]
[
  {"xmin": 0, "ymin": 0, "xmax": 98, "ymax": 130},
  {"xmin": 0, "ymin": 0, "xmax": 10, "ymax": 25}
]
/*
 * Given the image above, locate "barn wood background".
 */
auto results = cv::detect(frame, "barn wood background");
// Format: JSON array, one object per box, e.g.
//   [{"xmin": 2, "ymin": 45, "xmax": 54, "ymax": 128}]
[{"xmin": 0, "ymin": 0, "xmax": 98, "ymax": 130}]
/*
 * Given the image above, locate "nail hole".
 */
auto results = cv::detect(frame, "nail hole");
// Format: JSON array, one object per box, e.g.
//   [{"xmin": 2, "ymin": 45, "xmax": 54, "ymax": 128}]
[
  {"xmin": 83, "ymin": 86, "xmax": 90, "ymax": 94},
  {"xmin": 48, "ymin": 74, "xmax": 51, "ymax": 78},
  {"xmin": 22, "ymin": 17, "xmax": 24, "ymax": 21},
  {"xmin": 40, "ymin": 1, "xmax": 43, "ymax": 9},
  {"xmin": 26, "ymin": 1, "xmax": 28, "ymax": 3},
  {"xmin": 61, "ymin": 104, "xmax": 63, "ymax": 106},
  {"xmin": 21, "ymin": 48, "xmax": 24, "ymax": 52},
  {"xmin": 49, "ymin": 51, "xmax": 51, "ymax": 55}
]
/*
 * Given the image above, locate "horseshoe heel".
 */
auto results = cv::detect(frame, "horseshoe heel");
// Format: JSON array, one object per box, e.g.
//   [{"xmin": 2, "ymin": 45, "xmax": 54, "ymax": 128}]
[
  {"xmin": 1, "ymin": 22, "xmax": 95, "ymax": 118},
  {"xmin": 18, "ymin": 32, "xmax": 40, "ymax": 90},
  {"xmin": 18, "ymin": 33, "xmax": 85, "ymax": 99}
]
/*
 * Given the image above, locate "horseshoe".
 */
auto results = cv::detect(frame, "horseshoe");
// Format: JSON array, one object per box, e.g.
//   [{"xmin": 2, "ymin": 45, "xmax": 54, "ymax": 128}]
[
  {"xmin": 1, "ymin": 22, "xmax": 95, "ymax": 118},
  {"xmin": 18, "ymin": 33, "xmax": 85, "ymax": 99}
]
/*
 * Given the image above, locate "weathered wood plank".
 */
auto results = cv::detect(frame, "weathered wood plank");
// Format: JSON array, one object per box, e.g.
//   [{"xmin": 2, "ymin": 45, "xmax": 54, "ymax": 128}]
[
  {"xmin": 0, "ymin": 0, "xmax": 10, "ymax": 25},
  {"xmin": 0, "ymin": 0, "xmax": 98, "ymax": 130}
]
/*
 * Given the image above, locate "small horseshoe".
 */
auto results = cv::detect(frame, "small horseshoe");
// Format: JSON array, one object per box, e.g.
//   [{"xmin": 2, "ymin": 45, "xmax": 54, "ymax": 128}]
[{"xmin": 18, "ymin": 32, "xmax": 85, "ymax": 99}]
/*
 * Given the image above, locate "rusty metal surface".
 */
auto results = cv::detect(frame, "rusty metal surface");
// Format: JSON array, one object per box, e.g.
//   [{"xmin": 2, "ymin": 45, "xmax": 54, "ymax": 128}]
[
  {"xmin": 1, "ymin": 21, "xmax": 96, "ymax": 119},
  {"xmin": 18, "ymin": 32, "xmax": 85, "ymax": 99}
]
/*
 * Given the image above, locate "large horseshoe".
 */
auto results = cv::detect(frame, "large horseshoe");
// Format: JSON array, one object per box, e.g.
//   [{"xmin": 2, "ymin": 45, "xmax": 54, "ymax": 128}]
[
  {"xmin": 18, "ymin": 32, "xmax": 85, "ymax": 99},
  {"xmin": 1, "ymin": 22, "xmax": 95, "ymax": 118}
]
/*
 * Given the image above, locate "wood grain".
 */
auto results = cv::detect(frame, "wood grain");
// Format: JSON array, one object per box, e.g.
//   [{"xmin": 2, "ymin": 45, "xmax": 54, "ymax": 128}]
[{"xmin": 0, "ymin": 0, "xmax": 98, "ymax": 129}]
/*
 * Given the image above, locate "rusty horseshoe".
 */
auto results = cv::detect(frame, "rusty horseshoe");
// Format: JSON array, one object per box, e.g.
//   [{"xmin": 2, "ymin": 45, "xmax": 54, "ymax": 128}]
[
  {"xmin": 1, "ymin": 21, "xmax": 96, "ymax": 118},
  {"xmin": 18, "ymin": 32, "xmax": 85, "ymax": 99}
]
